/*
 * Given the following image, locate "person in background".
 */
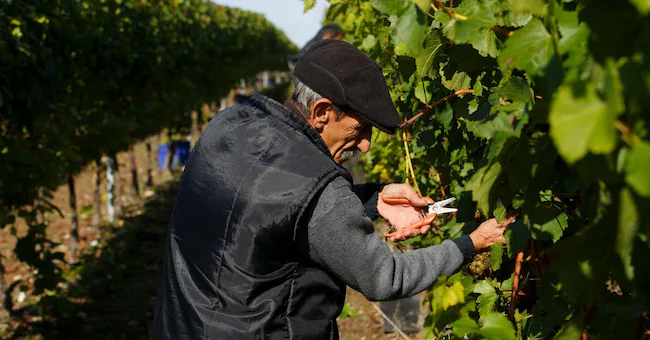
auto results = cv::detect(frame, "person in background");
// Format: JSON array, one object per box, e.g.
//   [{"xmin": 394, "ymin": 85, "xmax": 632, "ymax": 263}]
[
  {"xmin": 153, "ymin": 40, "xmax": 512, "ymax": 339},
  {"xmin": 287, "ymin": 24, "xmax": 345, "ymax": 69}
]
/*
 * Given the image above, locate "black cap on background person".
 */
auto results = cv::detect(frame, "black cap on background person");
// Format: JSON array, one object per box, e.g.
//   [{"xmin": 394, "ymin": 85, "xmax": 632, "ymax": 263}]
[{"xmin": 288, "ymin": 24, "xmax": 345, "ymax": 64}]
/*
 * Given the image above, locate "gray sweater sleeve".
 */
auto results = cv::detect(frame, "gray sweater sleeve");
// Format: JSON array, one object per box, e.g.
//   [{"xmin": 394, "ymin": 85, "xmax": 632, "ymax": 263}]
[{"xmin": 303, "ymin": 177, "xmax": 465, "ymax": 301}]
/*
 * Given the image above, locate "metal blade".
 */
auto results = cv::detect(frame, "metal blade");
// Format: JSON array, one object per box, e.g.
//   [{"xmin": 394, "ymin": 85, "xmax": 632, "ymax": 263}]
[
  {"xmin": 435, "ymin": 197, "xmax": 456, "ymax": 207},
  {"xmin": 434, "ymin": 207, "xmax": 457, "ymax": 215}
]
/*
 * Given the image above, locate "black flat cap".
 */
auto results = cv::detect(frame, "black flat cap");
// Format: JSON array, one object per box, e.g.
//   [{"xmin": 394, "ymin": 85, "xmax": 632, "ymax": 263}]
[{"xmin": 294, "ymin": 39, "xmax": 402, "ymax": 134}]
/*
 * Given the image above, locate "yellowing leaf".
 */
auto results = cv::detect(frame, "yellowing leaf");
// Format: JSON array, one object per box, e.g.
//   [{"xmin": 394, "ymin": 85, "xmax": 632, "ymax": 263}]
[
  {"xmin": 549, "ymin": 84, "xmax": 616, "ymax": 164},
  {"xmin": 302, "ymin": 0, "xmax": 316, "ymax": 13},
  {"xmin": 442, "ymin": 281, "xmax": 465, "ymax": 309},
  {"xmin": 11, "ymin": 27, "xmax": 22, "ymax": 37}
]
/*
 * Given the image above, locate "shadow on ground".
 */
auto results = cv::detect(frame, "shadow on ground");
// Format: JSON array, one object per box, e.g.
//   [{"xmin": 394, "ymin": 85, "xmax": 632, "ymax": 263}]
[{"xmin": 11, "ymin": 179, "xmax": 179, "ymax": 340}]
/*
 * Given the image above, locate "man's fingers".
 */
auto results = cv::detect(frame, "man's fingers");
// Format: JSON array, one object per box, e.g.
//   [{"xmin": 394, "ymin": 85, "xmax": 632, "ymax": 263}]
[
  {"xmin": 420, "ymin": 225, "xmax": 431, "ymax": 235},
  {"xmin": 399, "ymin": 186, "xmax": 428, "ymax": 207}
]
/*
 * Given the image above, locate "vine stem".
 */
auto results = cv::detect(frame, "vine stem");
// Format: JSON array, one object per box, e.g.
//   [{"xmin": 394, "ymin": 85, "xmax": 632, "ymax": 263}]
[
  {"xmin": 616, "ymin": 120, "xmax": 640, "ymax": 146},
  {"xmin": 581, "ymin": 302, "xmax": 596, "ymax": 340},
  {"xmin": 399, "ymin": 89, "xmax": 474, "ymax": 127},
  {"xmin": 401, "ymin": 128, "xmax": 422, "ymax": 196},
  {"xmin": 509, "ymin": 251, "xmax": 525, "ymax": 320}
]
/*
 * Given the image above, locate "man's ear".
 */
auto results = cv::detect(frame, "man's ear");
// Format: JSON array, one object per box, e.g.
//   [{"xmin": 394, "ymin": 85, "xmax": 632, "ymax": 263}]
[{"xmin": 309, "ymin": 98, "xmax": 335, "ymax": 130}]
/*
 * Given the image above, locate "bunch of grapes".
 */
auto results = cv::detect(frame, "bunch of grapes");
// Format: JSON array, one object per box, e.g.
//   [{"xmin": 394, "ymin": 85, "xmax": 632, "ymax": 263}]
[{"xmin": 468, "ymin": 252, "xmax": 491, "ymax": 276}]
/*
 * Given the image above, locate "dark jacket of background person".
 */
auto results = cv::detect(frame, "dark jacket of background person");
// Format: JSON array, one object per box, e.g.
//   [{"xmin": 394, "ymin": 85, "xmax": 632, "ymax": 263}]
[{"xmin": 152, "ymin": 93, "xmax": 354, "ymax": 339}]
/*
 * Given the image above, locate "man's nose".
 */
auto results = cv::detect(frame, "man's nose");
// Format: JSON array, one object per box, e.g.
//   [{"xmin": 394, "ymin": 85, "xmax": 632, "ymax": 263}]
[{"xmin": 357, "ymin": 128, "xmax": 372, "ymax": 153}]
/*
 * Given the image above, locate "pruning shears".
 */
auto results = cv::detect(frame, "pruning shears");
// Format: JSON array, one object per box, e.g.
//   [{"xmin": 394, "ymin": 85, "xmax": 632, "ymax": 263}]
[{"xmin": 382, "ymin": 196, "xmax": 458, "ymax": 238}]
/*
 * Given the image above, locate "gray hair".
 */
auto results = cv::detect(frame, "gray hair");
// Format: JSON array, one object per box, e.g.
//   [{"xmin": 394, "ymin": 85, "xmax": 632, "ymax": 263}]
[{"xmin": 291, "ymin": 78, "xmax": 344, "ymax": 120}]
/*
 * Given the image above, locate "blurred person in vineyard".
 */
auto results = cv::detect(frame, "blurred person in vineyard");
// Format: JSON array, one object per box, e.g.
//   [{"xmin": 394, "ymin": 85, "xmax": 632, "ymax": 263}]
[
  {"xmin": 287, "ymin": 24, "xmax": 345, "ymax": 68},
  {"xmin": 152, "ymin": 40, "xmax": 513, "ymax": 339}
]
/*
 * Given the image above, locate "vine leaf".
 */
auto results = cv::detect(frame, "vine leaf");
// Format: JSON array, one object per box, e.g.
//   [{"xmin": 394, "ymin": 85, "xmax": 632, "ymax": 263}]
[
  {"xmin": 451, "ymin": 316, "xmax": 480, "ymax": 337},
  {"xmin": 371, "ymin": 0, "xmax": 410, "ymax": 15},
  {"xmin": 435, "ymin": 0, "xmax": 500, "ymax": 58},
  {"xmin": 302, "ymin": 0, "xmax": 316, "ymax": 13},
  {"xmin": 490, "ymin": 242, "xmax": 503, "ymax": 270},
  {"xmin": 630, "ymin": 0, "xmax": 650, "ymax": 15},
  {"xmin": 414, "ymin": 79, "xmax": 433, "ymax": 104},
  {"xmin": 556, "ymin": 6, "xmax": 590, "ymax": 55},
  {"xmin": 466, "ymin": 163, "xmax": 502, "ymax": 217},
  {"xmin": 389, "ymin": 5, "xmax": 426, "ymax": 55},
  {"xmin": 549, "ymin": 84, "xmax": 616, "ymax": 164},
  {"xmin": 481, "ymin": 312, "xmax": 516, "ymax": 340},
  {"xmin": 361, "ymin": 34, "xmax": 377, "ymax": 50},
  {"xmin": 415, "ymin": 29, "xmax": 444, "ymax": 78},
  {"xmin": 617, "ymin": 186, "xmax": 640, "ymax": 281},
  {"xmin": 474, "ymin": 279, "xmax": 499, "ymax": 317},
  {"xmin": 505, "ymin": 220, "xmax": 531, "ymax": 258},
  {"xmin": 531, "ymin": 206, "xmax": 567, "ymax": 243},
  {"xmin": 498, "ymin": 19, "xmax": 554, "ymax": 77},
  {"xmin": 442, "ymin": 281, "xmax": 466, "ymax": 309},
  {"xmin": 552, "ymin": 316, "xmax": 584, "ymax": 340},
  {"xmin": 625, "ymin": 141, "xmax": 650, "ymax": 196}
]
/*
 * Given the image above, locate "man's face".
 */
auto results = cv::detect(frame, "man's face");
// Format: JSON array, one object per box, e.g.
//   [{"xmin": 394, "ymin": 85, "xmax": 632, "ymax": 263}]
[
  {"xmin": 321, "ymin": 111, "xmax": 372, "ymax": 164},
  {"xmin": 306, "ymin": 98, "xmax": 373, "ymax": 164}
]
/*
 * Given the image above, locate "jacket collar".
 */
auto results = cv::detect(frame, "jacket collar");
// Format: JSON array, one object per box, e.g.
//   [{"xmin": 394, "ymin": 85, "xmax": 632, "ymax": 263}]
[{"xmin": 248, "ymin": 91, "xmax": 334, "ymax": 160}]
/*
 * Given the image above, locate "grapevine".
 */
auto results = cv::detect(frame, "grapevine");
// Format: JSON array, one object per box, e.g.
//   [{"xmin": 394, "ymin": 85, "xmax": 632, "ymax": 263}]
[{"xmin": 320, "ymin": 0, "xmax": 650, "ymax": 338}]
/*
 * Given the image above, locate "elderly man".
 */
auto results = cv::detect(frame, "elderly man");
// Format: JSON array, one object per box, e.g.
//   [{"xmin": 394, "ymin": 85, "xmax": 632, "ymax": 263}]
[{"xmin": 153, "ymin": 40, "xmax": 511, "ymax": 339}]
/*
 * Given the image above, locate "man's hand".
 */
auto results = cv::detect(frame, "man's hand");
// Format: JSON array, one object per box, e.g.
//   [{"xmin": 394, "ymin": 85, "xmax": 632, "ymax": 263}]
[
  {"xmin": 377, "ymin": 184, "xmax": 431, "ymax": 242},
  {"xmin": 469, "ymin": 217, "xmax": 515, "ymax": 250}
]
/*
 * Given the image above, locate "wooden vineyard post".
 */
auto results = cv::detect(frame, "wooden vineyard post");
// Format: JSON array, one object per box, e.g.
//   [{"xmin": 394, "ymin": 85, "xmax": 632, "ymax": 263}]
[
  {"xmin": 145, "ymin": 139, "xmax": 155, "ymax": 187},
  {"xmin": 67, "ymin": 174, "xmax": 80, "ymax": 261},
  {"xmin": 91, "ymin": 160, "xmax": 102, "ymax": 229},
  {"xmin": 106, "ymin": 154, "xmax": 117, "ymax": 226},
  {"xmin": 129, "ymin": 145, "xmax": 140, "ymax": 198}
]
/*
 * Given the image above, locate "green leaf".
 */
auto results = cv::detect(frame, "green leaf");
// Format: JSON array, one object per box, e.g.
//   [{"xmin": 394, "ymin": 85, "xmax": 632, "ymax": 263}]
[
  {"xmin": 494, "ymin": 200, "xmax": 507, "ymax": 222},
  {"xmin": 361, "ymin": 34, "xmax": 377, "ymax": 50},
  {"xmin": 451, "ymin": 316, "xmax": 480, "ymax": 336},
  {"xmin": 440, "ymin": 69, "xmax": 472, "ymax": 91},
  {"xmin": 490, "ymin": 242, "xmax": 503, "ymax": 270},
  {"xmin": 415, "ymin": 29, "xmax": 444, "ymax": 77},
  {"xmin": 553, "ymin": 317, "xmax": 583, "ymax": 339},
  {"xmin": 474, "ymin": 279, "xmax": 498, "ymax": 316},
  {"xmin": 506, "ymin": 0, "xmax": 547, "ymax": 17},
  {"xmin": 372, "ymin": 0, "xmax": 410, "ymax": 15},
  {"xmin": 556, "ymin": 7, "xmax": 590, "ymax": 55},
  {"xmin": 499, "ymin": 19, "xmax": 554, "ymax": 77},
  {"xmin": 604, "ymin": 59, "xmax": 625, "ymax": 115},
  {"xmin": 412, "ymin": 0, "xmax": 430, "ymax": 13},
  {"xmin": 466, "ymin": 163, "xmax": 502, "ymax": 216},
  {"xmin": 625, "ymin": 141, "xmax": 650, "ymax": 196},
  {"xmin": 436, "ymin": 0, "xmax": 500, "ymax": 58},
  {"xmin": 414, "ymin": 79, "xmax": 433, "ymax": 104},
  {"xmin": 390, "ymin": 5, "xmax": 427, "ymax": 55},
  {"xmin": 302, "ymin": 0, "xmax": 316, "ymax": 13},
  {"xmin": 531, "ymin": 206, "xmax": 568, "ymax": 243},
  {"xmin": 505, "ymin": 220, "xmax": 531, "ymax": 258},
  {"xmin": 481, "ymin": 313, "xmax": 516, "ymax": 340},
  {"xmin": 549, "ymin": 84, "xmax": 616, "ymax": 164},
  {"xmin": 617, "ymin": 186, "xmax": 640, "ymax": 281},
  {"xmin": 630, "ymin": 0, "xmax": 650, "ymax": 15},
  {"xmin": 465, "ymin": 112, "xmax": 514, "ymax": 139}
]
